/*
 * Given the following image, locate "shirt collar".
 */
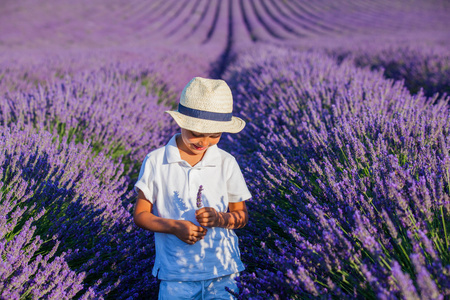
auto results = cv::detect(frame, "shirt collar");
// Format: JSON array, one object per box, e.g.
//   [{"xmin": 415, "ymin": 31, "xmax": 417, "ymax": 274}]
[
  {"xmin": 165, "ymin": 134, "xmax": 221, "ymax": 167},
  {"xmin": 165, "ymin": 134, "xmax": 183, "ymax": 164}
]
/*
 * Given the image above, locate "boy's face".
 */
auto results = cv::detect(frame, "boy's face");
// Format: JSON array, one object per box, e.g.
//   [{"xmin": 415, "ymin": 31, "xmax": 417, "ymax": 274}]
[{"xmin": 179, "ymin": 129, "xmax": 222, "ymax": 155}]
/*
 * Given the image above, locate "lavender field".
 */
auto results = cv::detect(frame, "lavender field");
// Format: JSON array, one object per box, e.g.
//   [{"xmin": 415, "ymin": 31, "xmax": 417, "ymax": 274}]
[{"xmin": 1, "ymin": 0, "xmax": 450, "ymax": 299}]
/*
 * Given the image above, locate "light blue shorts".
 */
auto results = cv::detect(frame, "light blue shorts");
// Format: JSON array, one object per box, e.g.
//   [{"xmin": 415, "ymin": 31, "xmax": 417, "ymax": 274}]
[{"xmin": 158, "ymin": 273, "xmax": 239, "ymax": 300}]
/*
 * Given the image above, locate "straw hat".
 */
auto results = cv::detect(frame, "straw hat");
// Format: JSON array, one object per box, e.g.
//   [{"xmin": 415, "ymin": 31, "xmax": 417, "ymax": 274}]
[{"xmin": 166, "ymin": 77, "xmax": 246, "ymax": 133}]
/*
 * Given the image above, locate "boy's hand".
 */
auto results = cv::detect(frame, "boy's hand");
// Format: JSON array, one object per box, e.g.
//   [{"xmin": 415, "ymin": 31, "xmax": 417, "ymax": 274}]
[
  {"xmin": 196, "ymin": 207, "xmax": 224, "ymax": 227},
  {"xmin": 174, "ymin": 220, "xmax": 207, "ymax": 245}
]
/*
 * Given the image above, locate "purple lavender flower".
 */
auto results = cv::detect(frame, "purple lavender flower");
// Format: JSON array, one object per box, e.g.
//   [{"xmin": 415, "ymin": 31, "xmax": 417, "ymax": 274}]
[{"xmin": 196, "ymin": 185, "xmax": 204, "ymax": 209}]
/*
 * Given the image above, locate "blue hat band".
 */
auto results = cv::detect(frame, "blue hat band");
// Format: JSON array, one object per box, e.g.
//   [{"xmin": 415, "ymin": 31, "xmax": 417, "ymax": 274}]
[{"xmin": 178, "ymin": 104, "xmax": 232, "ymax": 122}]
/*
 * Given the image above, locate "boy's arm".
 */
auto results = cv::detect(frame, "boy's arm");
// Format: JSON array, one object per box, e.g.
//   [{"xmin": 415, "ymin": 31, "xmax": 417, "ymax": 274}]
[
  {"xmin": 134, "ymin": 189, "xmax": 207, "ymax": 244},
  {"xmin": 196, "ymin": 201, "xmax": 248, "ymax": 229}
]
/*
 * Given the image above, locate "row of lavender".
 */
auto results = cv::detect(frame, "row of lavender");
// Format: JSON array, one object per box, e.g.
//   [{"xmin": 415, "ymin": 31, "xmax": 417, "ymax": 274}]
[
  {"xmin": 0, "ymin": 51, "xmax": 193, "ymax": 298},
  {"xmin": 221, "ymin": 46, "xmax": 450, "ymax": 298},
  {"xmin": 324, "ymin": 42, "xmax": 450, "ymax": 98},
  {"xmin": 4, "ymin": 0, "xmax": 446, "ymax": 51}
]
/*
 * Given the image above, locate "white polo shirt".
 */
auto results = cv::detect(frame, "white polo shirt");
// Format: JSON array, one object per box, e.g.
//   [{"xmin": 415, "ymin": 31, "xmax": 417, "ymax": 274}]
[{"xmin": 135, "ymin": 134, "xmax": 252, "ymax": 281}]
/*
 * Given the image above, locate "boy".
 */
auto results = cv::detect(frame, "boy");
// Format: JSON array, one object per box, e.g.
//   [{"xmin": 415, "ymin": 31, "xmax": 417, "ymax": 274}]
[{"xmin": 134, "ymin": 77, "xmax": 251, "ymax": 299}]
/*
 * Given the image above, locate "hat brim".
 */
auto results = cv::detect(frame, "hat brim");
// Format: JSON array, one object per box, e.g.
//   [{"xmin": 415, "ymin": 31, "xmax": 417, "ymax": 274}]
[{"xmin": 166, "ymin": 111, "xmax": 246, "ymax": 133}]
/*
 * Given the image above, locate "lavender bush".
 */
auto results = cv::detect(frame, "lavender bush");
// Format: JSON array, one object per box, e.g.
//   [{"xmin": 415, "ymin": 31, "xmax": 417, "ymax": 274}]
[
  {"xmin": 0, "ymin": 47, "xmax": 213, "ymax": 97},
  {"xmin": 0, "ymin": 123, "xmax": 164, "ymax": 298},
  {"xmin": 326, "ymin": 44, "xmax": 450, "ymax": 97},
  {"xmin": 0, "ymin": 184, "xmax": 88, "ymax": 299},
  {"xmin": 222, "ymin": 47, "xmax": 450, "ymax": 299},
  {"xmin": 0, "ymin": 63, "xmax": 178, "ymax": 185}
]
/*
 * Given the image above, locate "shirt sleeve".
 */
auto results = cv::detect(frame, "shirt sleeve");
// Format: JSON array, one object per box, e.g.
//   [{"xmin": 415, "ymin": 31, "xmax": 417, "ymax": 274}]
[
  {"xmin": 227, "ymin": 157, "xmax": 252, "ymax": 203},
  {"xmin": 134, "ymin": 154, "xmax": 156, "ymax": 204}
]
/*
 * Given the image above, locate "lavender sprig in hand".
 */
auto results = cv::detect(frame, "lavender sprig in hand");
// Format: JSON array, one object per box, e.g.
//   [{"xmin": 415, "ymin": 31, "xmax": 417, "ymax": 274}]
[{"xmin": 196, "ymin": 185, "xmax": 204, "ymax": 209}]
